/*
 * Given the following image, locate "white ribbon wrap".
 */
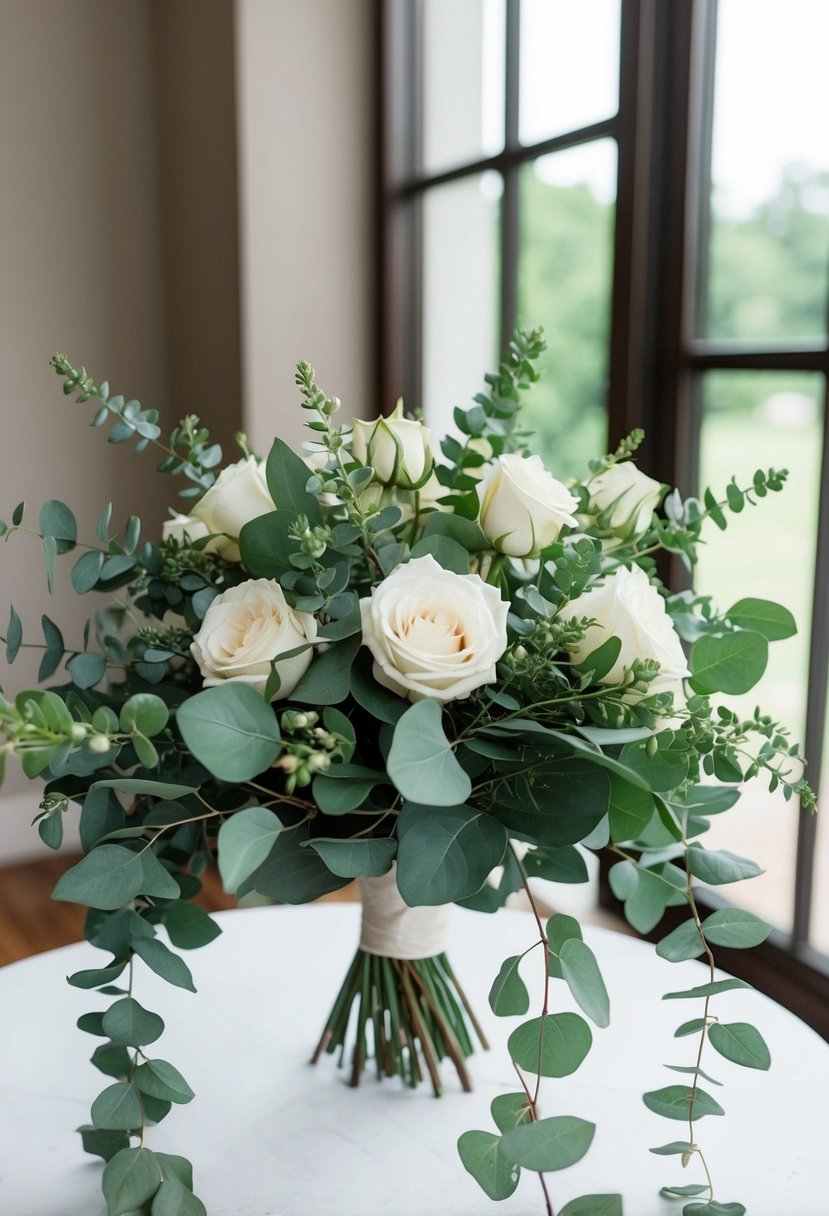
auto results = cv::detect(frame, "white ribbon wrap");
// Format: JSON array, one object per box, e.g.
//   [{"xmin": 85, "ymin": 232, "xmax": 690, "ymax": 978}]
[{"xmin": 359, "ymin": 867, "xmax": 449, "ymax": 960}]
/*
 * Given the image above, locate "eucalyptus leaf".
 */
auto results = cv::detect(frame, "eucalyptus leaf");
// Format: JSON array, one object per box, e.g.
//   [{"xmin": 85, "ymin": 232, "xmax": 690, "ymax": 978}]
[
  {"xmin": 663, "ymin": 978, "xmax": 751, "ymax": 1000},
  {"xmin": 490, "ymin": 1092, "xmax": 532, "ymax": 1134},
  {"xmin": 559, "ymin": 1197, "xmax": 623, "ymax": 1216},
  {"xmin": 396, "ymin": 801, "xmax": 507, "ymax": 905},
  {"xmin": 687, "ymin": 847, "xmax": 763, "ymax": 885},
  {"xmin": 52, "ymin": 845, "xmax": 144, "ymax": 910},
  {"xmin": 725, "ymin": 597, "xmax": 796, "ymax": 641},
  {"xmin": 559, "ymin": 938, "xmax": 610, "ymax": 1028},
  {"xmin": 134, "ymin": 1059, "xmax": 194, "ymax": 1104},
  {"xmin": 151, "ymin": 1173, "xmax": 207, "ymax": 1216},
  {"xmin": 456, "ymin": 1131, "xmax": 520, "ymax": 1201},
  {"xmin": 305, "ymin": 837, "xmax": 396, "ymax": 878},
  {"xmin": 689, "ymin": 630, "xmax": 768, "ymax": 695},
  {"xmin": 102, "ymin": 998, "xmax": 165, "ymax": 1048},
  {"xmin": 132, "ymin": 938, "xmax": 196, "ymax": 992},
  {"xmin": 642, "ymin": 1085, "xmax": 724, "ymax": 1120},
  {"xmin": 656, "ymin": 919, "xmax": 705, "ymax": 963},
  {"xmin": 508, "ymin": 1013, "xmax": 593, "ymax": 1077},
  {"xmin": 91, "ymin": 1082, "xmax": 143, "ymax": 1131},
  {"xmin": 701, "ymin": 908, "xmax": 771, "ymax": 949},
  {"xmin": 499, "ymin": 1115, "xmax": 595, "ymax": 1172},
  {"xmin": 387, "ymin": 699, "xmax": 471, "ymax": 807},
  {"xmin": 708, "ymin": 1021, "xmax": 771, "ymax": 1070},
  {"xmin": 217, "ymin": 806, "xmax": 283, "ymax": 894},
  {"xmin": 266, "ymin": 437, "xmax": 323, "ymax": 523},
  {"xmin": 102, "ymin": 1147, "xmax": 162, "ymax": 1215},
  {"xmin": 176, "ymin": 683, "xmax": 281, "ymax": 781},
  {"xmin": 488, "ymin": 955, "xmax": 530, "ymax": 1017}
]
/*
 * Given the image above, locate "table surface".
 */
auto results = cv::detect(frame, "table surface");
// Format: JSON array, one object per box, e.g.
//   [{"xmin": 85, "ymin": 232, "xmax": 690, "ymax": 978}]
[{"xmin": 0, "ymin": 903, "xmax": 826, "ymax": 1216}]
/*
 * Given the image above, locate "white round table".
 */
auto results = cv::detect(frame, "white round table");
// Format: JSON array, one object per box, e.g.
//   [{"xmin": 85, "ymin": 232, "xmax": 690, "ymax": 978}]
[{"xmin": 0, "ymin": 904, "xmax": 826, "ymax": 1215}]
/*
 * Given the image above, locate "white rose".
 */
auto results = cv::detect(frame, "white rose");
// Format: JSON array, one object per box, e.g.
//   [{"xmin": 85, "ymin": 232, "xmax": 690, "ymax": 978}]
[
  {"xmin": 477, "ymin": 453, "xmax": 579, "ymax": 557},
  {"xmin": 359, "ymin": 553, "xmax": 508, "ymax": 703},
  {"xmin": 560, "ymin": 564, "xmax": 690, "ymax": 698},
  {"xmin": 162, "ymin": 513, "xmax": 212, "ymax": 546},
  {"xmin": 190, "ymin": 578, "xmax": 317, "ymax": 700},
  {"xmin": 191, "ymin": 456, "xmax": 275, "ymax": 561},
  {"xmin": 588, "ymin": 461, "xmax": 663, "ymax": 539},
  {"xmin": 351, "ymin": 401, "xmax": 432, "ymax": 489}
]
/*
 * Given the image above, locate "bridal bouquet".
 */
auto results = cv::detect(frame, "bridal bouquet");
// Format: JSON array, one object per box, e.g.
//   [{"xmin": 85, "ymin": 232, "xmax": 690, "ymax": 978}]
[{"xmin": 0, "ymin": 330, "xmax": 811, "ymax": 1216}]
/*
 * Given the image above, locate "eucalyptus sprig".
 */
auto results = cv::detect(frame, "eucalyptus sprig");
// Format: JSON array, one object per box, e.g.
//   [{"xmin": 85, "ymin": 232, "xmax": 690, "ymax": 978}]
[{"xmin": 50, "ymin": 355, "xmax": 223, "ymax": 497}]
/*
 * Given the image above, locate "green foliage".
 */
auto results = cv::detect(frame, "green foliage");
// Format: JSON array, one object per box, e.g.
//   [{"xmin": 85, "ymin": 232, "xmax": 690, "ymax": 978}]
[
  {"xmin": 508, "ymin": 1013, "xmax": 593, "ymax": 1077},
  {"xmin": 176, "ymin": 683, "xmax": 281, "ymax": 781},
  {"xmin": 559, "ymin": 1197, "xmax": 623, "ymax": 1216},
  {"xmin": 396, "ymin": 802, "xmax": 507, "ymax": 905},
  {"xmin": 457, "ymin": 1131, "xmax": 520, "ymax": 1201},
  {"xmin": 388, "ymin": 699, "xmax": 472, "ymax": 806},
  {"xmin": 708, "ymin": 1022, "xmax": 771, "ymax": 1070},
  {"xmin": 499, "ymin": 1115, "xmax": 596, "ymax": 1172},
  {"xmin": 101, "ymin": 1147, "xmax": 163, "ymax": 1214},
  {"xmin": 643, "ymin": 1085, "xmax": 725, "ymax": 1121},
  {"xmin": 217, "ymin": 806, "xmax": 283, "ymax": 894},
  {"xmin": 488, "ymin": 954, "xmax": 530, "ymax": 1017},
  {"xmin": 558, "ymin": 938, "xmax": 610, "ymax": 1028}
]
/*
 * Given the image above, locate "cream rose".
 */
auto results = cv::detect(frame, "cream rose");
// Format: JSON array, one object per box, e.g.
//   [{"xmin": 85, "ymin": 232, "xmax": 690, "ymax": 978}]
[
  {"xmin": 359, "ymin": 554, "xmax": 508, "ymax": 703},
  {"xmin": 190, "ymin": 578, "xmax": 317, "ymax": 700},
  {"xmin": 560, "ymin": 564, "xmax": 690, "ymax": 698},
  {"xmin": 351, "ymin": 401, "xmax": 432, "ymax": 489},
  {"xmin": 191, "ymin": 456, "xmax": 275, "ymax": 561},
  {"xmin": 588, "ymin": 461, "xmax": 663, "ymax": 539},
  {"xmin": 477, "ymin": 453, "xmax": 579, "ymax": 557},
  {"xmin": 161, "ymin": 513, "xmax": 211, "ymax": 546}
]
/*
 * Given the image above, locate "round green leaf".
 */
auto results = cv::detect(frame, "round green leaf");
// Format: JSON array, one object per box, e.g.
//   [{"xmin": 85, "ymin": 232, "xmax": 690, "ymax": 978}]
[
  {"xmin": 387, "ymin": 699, "xmax": 472, "ymax": 807},
  {"xmin": 91, "ymin": 1082, "xmax": 143, "ymax": 1131},
  {"xmin": 217, "ymin": 806, "xmax": 282, "ymax": 894},
  {"xmin": 683, "ymin": 1202, "xmax": 746, "ymax": 1216},
  {"xmin": 102, "ymin": 998, "xmax": 165, "ymax": 1048},
  {"xmin": 120, "ymin": 694, "xmax": 169, "ymax": 738},
  {"xmin": 67, "ymin": 652, "xmax": 107, "ymax": 689},
  {"xmin": 457, "ymin": 1131, "xmax": 520, "ymax": 1201},
  {"xmin": 39, "ymin": 498, "xmax": 77, "ymax": 552},
  {"xmin": 102, "ymin": 1147, "xmax": 162, "ymax": 1215},
  {"xmin": 151, "ymin": 1174, "xmax": 207, "ymax": 1216},
  {"xmin": 176, "ymin": 683, "xmax": 281, "ymax": 782},
  {"xmin": 395, "ymin": 802, "xmax": 507, "ymax": 905},
  {"xmin": 508, "ymin": 1013, "xmax": 593, "ymax": 1077},
  {"xmin": 708, "ymin": 1021, "xmax": 771, "ymax": 1070},
  {"xmin": 689, "ymin": 630, "xmax": 768, "ymax": 695},
  {"xmin": 490, "ymin": 1092, "xmax": 532, "ymax": 1134},
  {"xmin": 163, "ymin": 901, "xmax": 222, "ymax": 950},
  {"xmin": 499, "ymin": 1115, "xmax": 595, "ymax": 1172}
]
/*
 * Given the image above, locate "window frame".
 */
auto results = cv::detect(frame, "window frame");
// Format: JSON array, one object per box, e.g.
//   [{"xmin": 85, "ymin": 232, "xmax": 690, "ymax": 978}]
[{"xmin": 377, "ymin": 0, "xmax": 829, "ymax": 1038}]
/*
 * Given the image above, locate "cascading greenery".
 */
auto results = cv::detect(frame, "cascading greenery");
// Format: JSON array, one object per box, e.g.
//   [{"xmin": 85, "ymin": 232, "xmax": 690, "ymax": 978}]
[{"xmin": 0, "ymin": 330, "xmax": 813, "ymax": 1216}]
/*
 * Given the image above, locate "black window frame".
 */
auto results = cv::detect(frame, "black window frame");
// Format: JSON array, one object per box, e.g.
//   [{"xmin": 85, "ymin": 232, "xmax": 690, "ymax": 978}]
[{"xmin": 377, "ymin": 0, "xmax": 829, "ymax": 1039}]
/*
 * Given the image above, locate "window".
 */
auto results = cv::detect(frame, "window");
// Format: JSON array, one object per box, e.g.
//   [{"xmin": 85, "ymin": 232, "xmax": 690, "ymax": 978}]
[{"xmin": 379, "ymin": 0, "xmax": 829, "ymax": 1034}]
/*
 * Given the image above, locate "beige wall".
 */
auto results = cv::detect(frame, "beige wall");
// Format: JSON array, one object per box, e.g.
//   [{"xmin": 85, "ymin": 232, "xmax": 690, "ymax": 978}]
[
  {"xmin": 0, "ymin": 0, "xmax": 376, "ymax": 862},
  {"xmin": 235, "ymin": 0, "xmax": 376, "ymax": 452},
  {"xmin": 0, "ymin": 1, "xmax": 169, "ymax": 861}
]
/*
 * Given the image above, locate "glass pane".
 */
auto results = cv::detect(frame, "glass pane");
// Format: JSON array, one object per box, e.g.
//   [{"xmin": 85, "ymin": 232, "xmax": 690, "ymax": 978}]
[
  {"xmin": 694, "ymin": 371, "xmax": 824, "ymax": 934},
  {"xmin": 422, "ymin": 0, "xmax": 505, "ymax": 176},
  {"xmin": 422, "ymin": 174, "xmax": 500, "ymax": 438},
  {"xmin": 516, "ymin": 141, "xmax": 616, "ymax": 479},
  {"xmin": 811, "ymin": 664, "xmax": 829, "ymax": 953},
  {"xmin": 519, "ymin": 0, "xmax": 621, "ymax": 146},
  {"xmin": 703, "ymin": 0, "xmax": 829, "ymax": 341}
]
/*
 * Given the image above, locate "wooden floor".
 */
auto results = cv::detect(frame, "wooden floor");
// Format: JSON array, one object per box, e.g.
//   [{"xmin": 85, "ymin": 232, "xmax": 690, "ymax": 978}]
[{"xmin": 0, "ymin": 854, "xmax": 356, "ymax": 967}]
